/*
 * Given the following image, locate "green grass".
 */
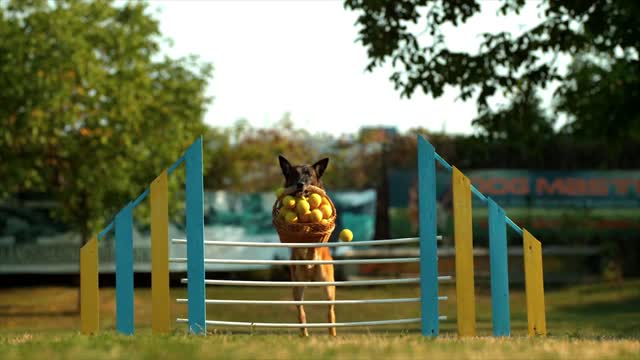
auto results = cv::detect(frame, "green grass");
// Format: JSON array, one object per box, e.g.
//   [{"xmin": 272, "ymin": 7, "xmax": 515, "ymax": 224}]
[{"xmin": 1, "ymin": 280, "xmax": 639, "ymax": 359}]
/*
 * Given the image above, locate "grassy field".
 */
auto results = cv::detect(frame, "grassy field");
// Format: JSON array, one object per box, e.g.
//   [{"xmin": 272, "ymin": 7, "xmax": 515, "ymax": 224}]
[{"xmin": 1, "ymin": 279, "xmax": 639, "ymax": 359}]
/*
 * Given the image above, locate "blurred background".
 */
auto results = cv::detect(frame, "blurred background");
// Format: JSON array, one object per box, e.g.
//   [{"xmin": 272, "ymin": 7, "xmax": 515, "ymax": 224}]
[{"xmin": 0, "ymin": 0, "xmax": 638, "ymax": 307}]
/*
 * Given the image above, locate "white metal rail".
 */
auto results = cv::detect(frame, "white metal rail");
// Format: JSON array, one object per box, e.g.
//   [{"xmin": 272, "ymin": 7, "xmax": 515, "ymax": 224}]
[
  {"xmin": 171, "ymin": 236, "xmax": 442, "ymax": 248},
  {"xmin": 175, "ymin": 296, "xmax": 448, "ymax": 305},
  {"xmin": 169, "ymin": 257, "xmax": 420, "ymax": 265},
  {"xmin": 176, "ymin": 317, "xmax": 447, "ymax": 328},
  {"xmin": 181, "ymin": 276, "xmax": 452, "ymax": 287}
]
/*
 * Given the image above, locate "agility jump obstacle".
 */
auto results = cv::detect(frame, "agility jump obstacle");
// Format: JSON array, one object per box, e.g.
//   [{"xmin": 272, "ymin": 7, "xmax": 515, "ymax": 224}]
[{"xmin": 80, "ymin": 135, "xmax": 546, "ymax": 337}]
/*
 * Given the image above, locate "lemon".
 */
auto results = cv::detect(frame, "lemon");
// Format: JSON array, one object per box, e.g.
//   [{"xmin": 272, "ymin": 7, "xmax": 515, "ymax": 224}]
[
  {"xmin": 296, "ymin": 198, "xmax": 310, "ymax": 216},
  {"xmin": 308, "ymin": 193, "xmax": 322, "ymax": 209},
  {"xmin": 321, "ymin": 196, "xmax": 330, "ymax": 206},
  {"xmin": 284, "ymin": 211, "xmax": 298, "ymax": 224},
  {"xmin": 299, "ymin": 210, "xmax": 311, "ymax": 223},
  {"xmin": 275, "ymin": 187, "xmax": 285, "ymax": 198},
  {"xmin": 319, "ymin": 204, "xmax": 333, "ymax": 219},
  {"xmin": 320, "ymin": 219, "xmax": 330, "ymax": 226},
  {"xmin": 339, "ymin": 229, "xmax": 353, "ymax": 242},
  {"xmin": 282, "ymin": 195, "xmax": 296, "ymax": 209},
  {"xmin": 309, "ymin": 209, "xmax": 323, "ymax": 223}
]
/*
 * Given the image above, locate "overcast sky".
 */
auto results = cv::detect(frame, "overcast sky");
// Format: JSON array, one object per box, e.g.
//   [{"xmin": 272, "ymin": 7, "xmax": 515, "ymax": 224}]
[{"xmin": 150, "ymin": 0, "xmax": 548, "ymax": 137}]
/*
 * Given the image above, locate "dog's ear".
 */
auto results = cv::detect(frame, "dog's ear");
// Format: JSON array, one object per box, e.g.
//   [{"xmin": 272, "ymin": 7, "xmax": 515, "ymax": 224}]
[
  {"xmin": 312, "ymin": 158, "xmax": 329, "ymax": 179},
  {"xmin": 279, "ymin": 155, "xmax": 292, "ymax": 178}
]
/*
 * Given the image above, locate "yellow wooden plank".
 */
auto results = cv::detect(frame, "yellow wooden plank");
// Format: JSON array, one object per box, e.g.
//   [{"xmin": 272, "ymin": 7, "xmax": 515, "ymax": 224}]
[
  {"xmin": 80, "ymin": 237, "xmax": 99, "ymax": 334},
  {"xmin": 151, "ymin": 170, "xmax": 171, "ymax": 334},
  {"xmin": 523, "ymin": 229, "xmax": 547, "ymax": 336},
  {"xmin": 452, "ymin": 166, "xmax": 476, "ymax": 337}
]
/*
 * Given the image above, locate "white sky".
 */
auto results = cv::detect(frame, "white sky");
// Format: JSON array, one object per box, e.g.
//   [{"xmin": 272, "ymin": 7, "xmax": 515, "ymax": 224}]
[{"xmin": 151, "ymin": 0, "xmax": 549, "ymax": 137}]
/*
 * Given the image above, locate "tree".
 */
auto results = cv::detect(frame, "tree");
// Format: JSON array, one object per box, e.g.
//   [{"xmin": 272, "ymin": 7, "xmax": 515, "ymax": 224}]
[
  {"xmin": 557, "ymin": 56, "xmax": 640, "ymax": 143},
  {"xmin": 0, "ymin": 0, "xmax": 213, "ymax": 246},
  {"xmin": 473, "ymin": 84, "xmax": 554, "ymax": 143},
  {"xmin": 344, "ymin": 0, "xmax": 640, "ymax": 138},
  {"xmin": 204, "ymin": 114, "xmax": 321, "ymax": 192}
]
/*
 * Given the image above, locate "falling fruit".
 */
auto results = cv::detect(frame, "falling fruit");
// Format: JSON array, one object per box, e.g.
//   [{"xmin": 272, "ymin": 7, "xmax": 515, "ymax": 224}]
[{"xmin": 339, "ymin": 229, "xmax": 353, "ymax": 242}]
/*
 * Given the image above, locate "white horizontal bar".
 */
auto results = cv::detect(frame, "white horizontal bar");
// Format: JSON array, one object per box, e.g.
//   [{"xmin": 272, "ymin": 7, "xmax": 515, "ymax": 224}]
[
  {"xmin": 175, "ymin": 296, "xmax": 448, "ymax": 305},
  {"xmin": 171, "ymin": 236, "xmax": 442, "ymax": 248},
  {"xmin": 169, "ymin": 257, "xmax": 420, "ymax": 265},
  {"xmin": 176, "ymin": 317, "xmax": 446, "ymax": 328},
  {"xmin": 181, "ymin": 276, "xmax": 452, "ymax": 287}
]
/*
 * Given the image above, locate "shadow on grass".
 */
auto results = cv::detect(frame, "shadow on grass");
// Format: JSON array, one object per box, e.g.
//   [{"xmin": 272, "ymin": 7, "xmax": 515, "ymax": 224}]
[
  {"xmin": 552, "ymin": 295, "xmax": 640, "ymax": 338},
  {"xmin": 0, "ymin": 305, "xmax": 77, "ymax": 318}
]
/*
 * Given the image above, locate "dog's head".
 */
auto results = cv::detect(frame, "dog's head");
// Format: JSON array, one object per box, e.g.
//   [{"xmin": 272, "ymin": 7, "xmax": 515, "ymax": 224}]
[{"xmin": 278, "ymin": 155, "xmax": 329, "ymax": 196}]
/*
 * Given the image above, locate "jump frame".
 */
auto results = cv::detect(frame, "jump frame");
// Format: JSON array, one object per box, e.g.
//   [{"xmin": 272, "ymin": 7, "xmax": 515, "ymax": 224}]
[{"xmin": 80, "ymin": 135, "xmax": 546, "ymax": 337}]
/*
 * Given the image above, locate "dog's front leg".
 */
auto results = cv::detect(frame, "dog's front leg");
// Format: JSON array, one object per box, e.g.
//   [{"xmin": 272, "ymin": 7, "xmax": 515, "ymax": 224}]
[
  {"xmin": 293, "ymin": 285, "xmax": 309, "ymax": 337},
  {"xmin": 324, "ymin": 284, "xmax": 337, "ymax": 336}
]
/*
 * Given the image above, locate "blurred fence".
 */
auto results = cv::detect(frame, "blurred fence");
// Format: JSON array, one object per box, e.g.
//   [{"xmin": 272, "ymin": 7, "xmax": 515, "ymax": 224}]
[
  {"xmin": 389, "ymin": 169, "xmax": 640, "ymax": 243},
  {"xmin": 0, "ymin": 190, "xmax": 376, "ymax": 274}
]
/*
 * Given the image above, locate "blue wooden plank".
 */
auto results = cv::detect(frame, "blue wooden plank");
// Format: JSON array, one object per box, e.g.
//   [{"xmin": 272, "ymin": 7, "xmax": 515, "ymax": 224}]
[
  {"xmin": 488, "ymin": 197, "xmax": 511, "ymax": 336},
  {"xmin": 417, "ymin": 135, "xmax": 439, "ymax": 336},
  {"xmin": 506, "ymin": 215, "xmax": 523, "ymax": 236},
  {"xmin": 131, "ymin": 188, "xmax": 150, "ymax": 209},
  {"xmin": 167, "ymin": 154, "xmax": 186, "ymax": 175},
  {"xmin": 115, "ymin": 203, "xmax": 134, "ymax": 335},
  {"xmin": 186, "ymin": 137, "xmax": 206, "ymax": 335},
  {"xmin": 434, "ymin": 152, "xmax": 453, "ymax": 171},
  {"xmin": 470, "ymin": 184, "xmax": 488, "ymax": 203},
  {"xmin": 98, "ymin": 221, "xmax": 114, "ymax": 240}
]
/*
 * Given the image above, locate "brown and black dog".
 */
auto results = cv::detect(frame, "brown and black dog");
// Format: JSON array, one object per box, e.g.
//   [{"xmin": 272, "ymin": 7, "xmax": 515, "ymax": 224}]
[{"xmin": 278, "ymin": 155, "xmax": 336, "ymax": 337}]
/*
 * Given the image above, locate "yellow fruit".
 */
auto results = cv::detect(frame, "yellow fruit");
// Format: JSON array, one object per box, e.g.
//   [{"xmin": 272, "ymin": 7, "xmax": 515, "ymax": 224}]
[
  {"xmin": 284, "ymin": 211, "xmax": 298, "ymax": 224},
  {"xmin": 309, "ymin": 209, "xmax": 323, "ymax": 223},
  {"xmin": 282, "ymin": 195, "xmax": 296, "ymax": 209},
  {"xmin": 320, "ymin": 219, "xmax": 330, "ymax": 226},
  {"xmin": 275, "ymin": 187, "xmax": 285, "ymax": 198},
  {"xmin": 321, "ymin": 196, "xmax": 330, "ymax": 206},
  {"xmin": 299, "ymin": 210, "xmax": 311, "ymax": 223},
  {"xmin": 296, "ymin": 198, "xmax": 310, "ymax": 216},
  {"xmin": 319, "ymin": 204, "xmax": 333, "ymax": 219},
  {"xmin": 308, "ymin": 193, "xmax": 322, "ymax": 209},
  {"xmin": 339, "ymin": 229, "xmax": 353, "ymax": 242}
]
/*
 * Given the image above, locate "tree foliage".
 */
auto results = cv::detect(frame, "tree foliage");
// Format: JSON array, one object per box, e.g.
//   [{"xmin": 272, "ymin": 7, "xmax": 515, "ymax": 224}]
[
  {"xmin": 557, "ymin": 56, "xmax": 640, "ymax": 142},
  {"xmin": 203, "ymin": 117, "xmax": 380, "ymax": 192},
  {"xmin": 204, "ymin": 115, "xmax": 320, "ymax": 192},
  {"xmin": 344, "ymin": 0, "xmax": 640, "ymax": 140},
  {"xmin": 473, "ymin": 84, "xmax": 554, "ymax": 143},
  {"xmin": 0, "ymin": 0, "xmax": 212, "ymax": 243}
]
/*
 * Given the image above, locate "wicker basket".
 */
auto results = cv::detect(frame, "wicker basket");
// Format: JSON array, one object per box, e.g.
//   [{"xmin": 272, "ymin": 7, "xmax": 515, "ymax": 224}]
[{"xmin": 272, "ymin": 185, "xmax": 337, "ymax": 244}]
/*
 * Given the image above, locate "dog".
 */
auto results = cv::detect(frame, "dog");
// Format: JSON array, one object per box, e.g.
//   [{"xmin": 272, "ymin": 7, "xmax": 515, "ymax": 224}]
[{"xmin": 278, "ymin": 155, "xmax": 336, "ymax": 337}]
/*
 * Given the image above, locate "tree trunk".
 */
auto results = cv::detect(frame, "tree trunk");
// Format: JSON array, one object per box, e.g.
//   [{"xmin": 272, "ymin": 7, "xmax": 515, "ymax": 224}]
[
  {"xmin": 76, "ymin": 193, "xmax": 91, "ymax": 314},
  {"xmin": 374, "ymin": 143, "xmax": 390, "ymax": 240}
]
